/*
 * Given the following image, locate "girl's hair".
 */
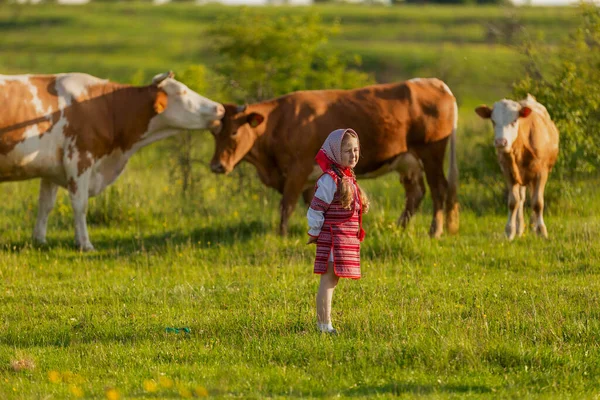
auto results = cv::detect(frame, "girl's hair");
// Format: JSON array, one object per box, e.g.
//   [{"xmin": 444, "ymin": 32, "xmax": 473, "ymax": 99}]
[{"xmin": 330, "ymin": 133, "xmax": 370, "ymax": 213}]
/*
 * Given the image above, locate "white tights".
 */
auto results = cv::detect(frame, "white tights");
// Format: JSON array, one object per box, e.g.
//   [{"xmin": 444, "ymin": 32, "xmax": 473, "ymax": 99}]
[{"xmin": 316, "ymin": 262, "xmax": 339, "ymax": 329}]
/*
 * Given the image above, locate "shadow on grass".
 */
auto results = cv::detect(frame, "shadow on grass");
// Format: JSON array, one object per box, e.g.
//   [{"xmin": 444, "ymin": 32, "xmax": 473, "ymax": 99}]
[
  {"xmin": 0, "ymin": 220, "xmax": 272, "ymax": 257},
  {"xmin": 94, "ymin": 219, "xmax": 271, "ymax": 251},
  {"xmin": 345, "ymin": 382, "xmax": 492, "ymax": 396}
]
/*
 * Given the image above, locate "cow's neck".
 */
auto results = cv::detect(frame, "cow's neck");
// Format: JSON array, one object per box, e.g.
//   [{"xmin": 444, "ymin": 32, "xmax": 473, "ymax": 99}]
[{"xmin": 110, "ymin": 85, "xmax": 164, "ymax": 153}]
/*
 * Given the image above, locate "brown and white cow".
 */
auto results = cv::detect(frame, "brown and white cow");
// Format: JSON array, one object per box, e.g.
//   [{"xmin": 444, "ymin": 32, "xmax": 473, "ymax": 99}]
[
  {"xmin": 0, "ymin": 71, "xmax": 224, "ymax": 250},
  {"xmin": 475, "ymin": 94, "xmax": 559, "ymax": 239},
  {"xmin": 209, "ymin": 78, "xmax": 459, "ymax": 238}
]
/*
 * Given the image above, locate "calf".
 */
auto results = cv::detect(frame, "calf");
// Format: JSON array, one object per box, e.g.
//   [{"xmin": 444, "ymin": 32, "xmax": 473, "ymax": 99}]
[
  {"xmin": 0, "ymin": 71, "xmax": 224, "ymax": 250},
  {"xmin": 476, "ymin": 94, "xmax": 559, "ymax": 239}
]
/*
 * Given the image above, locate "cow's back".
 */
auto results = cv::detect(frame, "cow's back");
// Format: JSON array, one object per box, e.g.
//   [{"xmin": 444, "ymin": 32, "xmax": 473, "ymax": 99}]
[
  {"xmin": 519, "ymin": 97, "xmax": 559, "ymax": 168},
  {"xmin": 304, "ymin": 79, "xmax": 456, "ymax": 173}
]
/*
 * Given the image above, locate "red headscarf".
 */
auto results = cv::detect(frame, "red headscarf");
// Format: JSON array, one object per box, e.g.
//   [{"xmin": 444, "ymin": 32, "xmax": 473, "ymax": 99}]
[{"xmin": 315, "ymin": 128, "xmax": 359, "ymax": 177}]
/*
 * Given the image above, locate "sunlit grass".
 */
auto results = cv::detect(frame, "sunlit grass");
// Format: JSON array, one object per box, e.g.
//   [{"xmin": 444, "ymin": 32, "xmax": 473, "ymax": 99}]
[
  {"xmin": 0, "ymin": 3, "xmax": 597, "ymax": 398},
  {"xmin": 1, "ymin": 141, "xmax": 599, "ymax": 398}
]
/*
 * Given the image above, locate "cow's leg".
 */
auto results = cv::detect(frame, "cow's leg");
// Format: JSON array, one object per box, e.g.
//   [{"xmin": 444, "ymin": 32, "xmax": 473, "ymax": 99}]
[
  {"xmin": 67, "ymin": 174, "xmax": 94, "ymax": 251},
  {"xmin": 397, "ymin": 173, "xmax": 425, "ymax": 229},
  {"xmin": 531, "ymin": 171, "xmax": 549, "ymax": 238},
  {"xmin": 418, "ymin": 147, "xmax": 449, "ymax": 239},
  {"xmin": 33, "ymin": 178, "xmax": 59, "ymax": 245},
  {"xmin": 396, "ymin": 152, "xmax": 425, "ymax": 228},
  {"xmin": 505, "ymin": 183, "xmax": 522, "ymax": 240},
  {"xmin": 279, "ymin": 167, "xmax": 312, "ymax": 236},
  {"xmin": 516, "ymin": 185, "xmax": 527, "ymax": 237}
]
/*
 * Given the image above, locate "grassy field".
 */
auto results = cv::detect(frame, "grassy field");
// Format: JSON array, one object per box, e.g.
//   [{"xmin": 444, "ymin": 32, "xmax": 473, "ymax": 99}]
[
  {"xmin": 0, "ymin": 3, "xmax": 578, "ymax": 106},
  {"xmin": 1, "ymin": 3, "xmax": 599, "ymax": 399},
  {"xmin": 1, "ymin": 142, "xmax": 600, "ymax": 399}
]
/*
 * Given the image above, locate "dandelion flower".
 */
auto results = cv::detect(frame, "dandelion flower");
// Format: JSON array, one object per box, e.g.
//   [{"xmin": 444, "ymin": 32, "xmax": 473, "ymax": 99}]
[
  {"xmin": 105, "ymin": 388, "xmax": 120, "ymax": 400},
  {"xmin": 194, "ymin": 386, "xmax": 209, "ymax": 397},
  {"xmin": 143, "ymin": 379, "xmax": 158, "ymax": 393},
  {"xmin": 48, "ymin": 370, "xmax": 61, "ymax": 383}
]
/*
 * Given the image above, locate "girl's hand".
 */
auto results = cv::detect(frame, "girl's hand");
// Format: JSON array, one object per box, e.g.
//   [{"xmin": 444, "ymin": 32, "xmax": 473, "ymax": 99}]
[{"xmin": 306, "ymin": 236, "xmax": 318, "ymax": 245}]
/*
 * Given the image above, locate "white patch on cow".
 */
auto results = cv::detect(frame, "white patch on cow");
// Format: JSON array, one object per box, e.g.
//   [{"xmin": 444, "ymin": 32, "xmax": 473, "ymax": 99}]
[
  {"xmin": 22, "ymin": 125, "xmax": 41, "ymax": 139},
  {"xmin": 54, "ymin": 73, "xmax": 107, "ymax": 108},
  {"xmin": 490, "ymin": 99, "xmax": 522, "ymax": 153},
  {"xmin": 24, "ymin": 78, "xmax": 53, "ymax": 116},
  {"xmin": 19, "ymin": 151, "xmax": 40, "ymax": 166},
  {"xmin": 88, "ymin": 149, "xmax": 130, "ymax": 197},
  {"xmin": 0, "ymin": 75, "xmax": 30, "ymax": 85},
  {"xmin": 408, "ymin": 78, "xmax": 423, "ymax": 83},
  {"xmin": 1, "ymin": 116, "xmax": 68, "ymax": 183}
]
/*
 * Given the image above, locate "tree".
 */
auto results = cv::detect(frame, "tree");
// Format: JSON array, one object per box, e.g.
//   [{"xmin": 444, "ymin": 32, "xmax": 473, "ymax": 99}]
[
  {"xmin": 208, "ymin": 11, "xmax": 373, "ymax": 103},
  {"xmin": 513, "ymin": 3, "xmax": 600, "ymax": 176}
]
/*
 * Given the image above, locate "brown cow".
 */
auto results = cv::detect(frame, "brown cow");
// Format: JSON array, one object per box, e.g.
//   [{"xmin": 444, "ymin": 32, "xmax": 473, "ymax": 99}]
[
  {"xmin": 209, "ymin": 78, "xmax": 459, "ymax": 238},
  {"xmin": 475, "ymin": 94, "xmax": 559, "ymax": 239},
  {"xmin": 0, "ymin": 71, "xmax": 224, "ymax": 250}
]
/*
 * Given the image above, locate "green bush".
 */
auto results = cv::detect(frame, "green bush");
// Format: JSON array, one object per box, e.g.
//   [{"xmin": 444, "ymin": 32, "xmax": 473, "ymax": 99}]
[
  {"xmin": 513, "ymin": 3, "xmax": 600, "ymax": 177},
  {"xmin": 207, "ymin": 11, "xmax": 373, "ymax": 103}
]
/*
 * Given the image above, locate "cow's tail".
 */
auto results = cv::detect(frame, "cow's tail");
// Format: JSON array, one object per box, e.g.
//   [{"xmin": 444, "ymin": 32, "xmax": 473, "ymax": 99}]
[{"xmin": 445, "ymin": 95, "xmax": 459, "ymax": 234}]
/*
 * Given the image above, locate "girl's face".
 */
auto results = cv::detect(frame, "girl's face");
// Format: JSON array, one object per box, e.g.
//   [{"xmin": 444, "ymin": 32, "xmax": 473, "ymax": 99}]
[{"xmin": 340, "ymin": 136, "xmax": 360, "ymax": 168}]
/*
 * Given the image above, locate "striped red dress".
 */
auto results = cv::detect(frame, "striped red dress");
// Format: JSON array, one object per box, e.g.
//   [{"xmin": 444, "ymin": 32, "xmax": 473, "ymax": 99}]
[{"xmin": 310, "ymin": 171, "xmax": 364, "ymax": 279}]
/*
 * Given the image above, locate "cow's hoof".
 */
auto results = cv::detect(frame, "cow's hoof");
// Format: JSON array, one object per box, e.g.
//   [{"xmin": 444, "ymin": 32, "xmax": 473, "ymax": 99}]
[
  {"xmin": 77, "ymin": 242, "xmax": 95, "ymax": 252},
  {"xmin": 428, "ymin": 228, "xmax": 443, "ymax": 239},
  {"xmin": 505, "ymin": 225, "xmax": 516, "ymax": 241},
  {"xmin": 537, "ymin": 225, "xmax": 548, "ymax": 239},
  {"xmin": 33, "ymin": 237, "xmax": 47, "ymax": 245}
]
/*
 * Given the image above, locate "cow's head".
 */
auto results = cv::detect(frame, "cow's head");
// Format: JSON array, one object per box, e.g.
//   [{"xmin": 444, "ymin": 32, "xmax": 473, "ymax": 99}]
[
  {"xmin": 209, "ymin": 104, "xmax": 265, "ymax": 174},
  {"xmin": 150, "ymin": 71, "xmax": 225, "ymax": 130},
  {"xmin": 475, "ymin": 99, "xmax": 532, "ymax": 153}
]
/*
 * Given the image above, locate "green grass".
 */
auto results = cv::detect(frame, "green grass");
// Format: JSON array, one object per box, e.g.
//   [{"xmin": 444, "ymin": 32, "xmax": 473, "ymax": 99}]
[
  {"xmin": 1, "ymin": 140, "xmax": 599, "ymax": 399},
  {"xmin": 1, "ymin": 3, "xmax": 599, "ymax": 398}
]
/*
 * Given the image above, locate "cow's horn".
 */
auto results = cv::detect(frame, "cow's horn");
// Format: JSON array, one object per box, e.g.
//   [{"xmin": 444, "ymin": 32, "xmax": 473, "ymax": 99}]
[
  {"xmin": 152, "ymin": 71, "xmax": 174, "ymax": 86},
  {"xmin": 237, "ymin": 104, "xmax": 247, "ymax": 113}
]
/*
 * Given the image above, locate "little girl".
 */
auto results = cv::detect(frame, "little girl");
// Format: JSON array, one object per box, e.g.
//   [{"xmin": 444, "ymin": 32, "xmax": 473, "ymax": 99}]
[{"xmin": 307, "ymin": 128, "xmax": 369, "ymax": 334}]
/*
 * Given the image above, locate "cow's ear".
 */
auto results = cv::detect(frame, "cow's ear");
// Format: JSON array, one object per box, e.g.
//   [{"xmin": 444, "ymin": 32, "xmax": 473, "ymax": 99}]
[
  {"xmin": 247, "ymin": 113, "xmax": 264, "ymax": 128},
  {"xmin": 475, "ymin": 105, "xmax": 492, "ymax": 119},
  {"xmin": 154, "ymin": 91, "xmax": 168, "ymax": 114},
  {"xmin": 519, "ymin": 106, "xmax": 532, "ymax": 118}
]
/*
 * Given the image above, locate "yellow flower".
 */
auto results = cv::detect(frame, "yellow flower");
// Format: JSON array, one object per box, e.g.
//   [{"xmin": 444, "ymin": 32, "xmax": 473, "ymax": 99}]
[
  {"xmin": 194, "ymin": 386, "xmax": 209, "ymax": 397},
  {"xmin": 105, "ymin": 388, "xmax": 120, "ymax": 400},
  {"xmin": 143, "ymin": 379, "xmax": 158, "ymax": 393},
  {"xmin": 159, "ymin": 376, "xmax": 174, "ymax": 389},
  {"xmin": 69, "ymin": 385, "xmax": 84, "ymax": 398},
  {"xmin": 48, "ymin": 370, "xmax": 61, "ymax": 383}
]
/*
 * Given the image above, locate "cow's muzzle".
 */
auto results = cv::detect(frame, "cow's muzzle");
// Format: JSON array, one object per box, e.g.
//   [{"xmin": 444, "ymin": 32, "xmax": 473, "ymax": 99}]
[
  {"xmin": 495, "ymin": 138, "xmax": 508, "ymax": 148},
  {"xmin": 211, "ymin": 161, "xmax": 226, "ymax": 174}
]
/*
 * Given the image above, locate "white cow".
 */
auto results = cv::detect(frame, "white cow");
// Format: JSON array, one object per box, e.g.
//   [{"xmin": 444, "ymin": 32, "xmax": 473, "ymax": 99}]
[{"xmin": 0, "ymin": 71, "xmax": 224, "ymax": 250}]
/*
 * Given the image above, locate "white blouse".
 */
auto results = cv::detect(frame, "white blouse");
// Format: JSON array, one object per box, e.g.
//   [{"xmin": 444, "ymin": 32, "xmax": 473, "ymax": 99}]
[{"xmin": 307, "ymin": 174, "xmax": 337, "ymax": 237}]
